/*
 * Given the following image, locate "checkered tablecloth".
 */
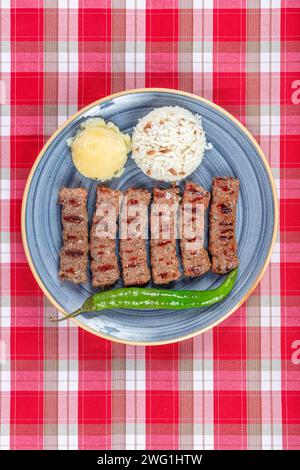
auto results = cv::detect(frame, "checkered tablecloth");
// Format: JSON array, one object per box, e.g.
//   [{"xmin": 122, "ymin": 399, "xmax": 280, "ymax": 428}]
[{"xmin": 0, "ymin": 0, "xmax": 299, "ymax": 450}]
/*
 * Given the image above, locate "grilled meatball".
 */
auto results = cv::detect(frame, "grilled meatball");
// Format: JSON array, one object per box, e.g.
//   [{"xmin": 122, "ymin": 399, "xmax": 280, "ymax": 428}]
[
  {"xmin": 150, "ymin": 187, "xmax": 181, "ymax": 284},
  {"xmin": 90, "ymin": 186, "xmax": 121, "ymax": 288},
  {"xmin": 119, "ymin": 188, "xmax": 151, "ymax": 286},
  {"xmin": 180, "ymin": 182, "xmax": 211, "ymax": 277},
  {"xmin": 59, "ymin": 187, "xmax": 89, "ymax": 284},
  {"xmin": 209, "ymin": 177, "xmax": 240, "ymax": 274}
]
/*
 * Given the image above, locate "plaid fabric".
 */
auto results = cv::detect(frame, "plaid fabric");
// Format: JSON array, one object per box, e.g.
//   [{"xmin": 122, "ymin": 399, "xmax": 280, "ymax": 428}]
[{"xmin": 0, "ymin": 0, "xmax": 299, "ymax": 450}]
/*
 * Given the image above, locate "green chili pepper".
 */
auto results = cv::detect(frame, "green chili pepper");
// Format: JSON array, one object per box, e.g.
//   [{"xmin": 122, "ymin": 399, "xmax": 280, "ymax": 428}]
[{"xmin": 50, "ymin": 268, "xmax": 237, "ymax": 323}]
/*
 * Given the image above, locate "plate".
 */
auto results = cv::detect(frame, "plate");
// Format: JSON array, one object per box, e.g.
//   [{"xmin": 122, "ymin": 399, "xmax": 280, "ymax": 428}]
[{"xmin": 21, "ymin": 89, "xmax": 278, "ymax": 344}]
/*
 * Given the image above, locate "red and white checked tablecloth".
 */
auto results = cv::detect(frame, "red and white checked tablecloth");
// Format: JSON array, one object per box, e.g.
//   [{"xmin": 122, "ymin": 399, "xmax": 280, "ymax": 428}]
[{"xmin": 0, "ymin": 0, "xmax": 299, "ymax": 451}]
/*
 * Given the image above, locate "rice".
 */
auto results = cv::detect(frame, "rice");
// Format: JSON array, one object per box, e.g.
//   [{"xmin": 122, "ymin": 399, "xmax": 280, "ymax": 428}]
[{"xmin": 131, "ymin": 106, "xmax": 211, "ymax": 182}]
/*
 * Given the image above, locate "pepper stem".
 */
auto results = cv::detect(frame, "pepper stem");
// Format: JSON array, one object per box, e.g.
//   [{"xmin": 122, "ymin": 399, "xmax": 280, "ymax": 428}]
[{"xmin": 49, "ymin": 296, "xmax": 95, "ymax": 323}]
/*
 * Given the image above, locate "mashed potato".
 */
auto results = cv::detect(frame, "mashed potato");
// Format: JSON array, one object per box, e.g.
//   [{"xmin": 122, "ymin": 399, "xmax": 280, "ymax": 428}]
[{"xmin": 68, "ymin": 118, "xmax": 131, "ymax": 180}]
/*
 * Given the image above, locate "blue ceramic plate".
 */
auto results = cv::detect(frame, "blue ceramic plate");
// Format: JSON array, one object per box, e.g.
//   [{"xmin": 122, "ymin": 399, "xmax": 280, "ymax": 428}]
[{"xmin": 22, "ymin": 89, "xmax": 277, "ymax": 344}]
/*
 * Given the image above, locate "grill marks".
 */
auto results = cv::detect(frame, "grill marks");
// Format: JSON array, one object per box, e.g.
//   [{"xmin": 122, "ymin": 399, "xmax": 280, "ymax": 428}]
[
  {"xmin": 59, "ymin": 177, "xmax": 240, "ymax": 286},
  {"xmin": 180, "ymin": 182, "xmax": 211, "ymax": 277},
  {"xmin": 119, "ymin": 188, "xmax": 151, "ymax": 286},
  {"xmin": 59, "ymin": 188, "xmax": 89, "ymax": 284},
  {"xmin": 90, "ymin": 186, "xmax": 121, "ymax": 288},
  {"xmin": 150, "ymin": 187, "xmax": 181, "ymax": 284},
  {"xmin": 209, "ymin": 177, "xmax": 240, "ymax": 274}
]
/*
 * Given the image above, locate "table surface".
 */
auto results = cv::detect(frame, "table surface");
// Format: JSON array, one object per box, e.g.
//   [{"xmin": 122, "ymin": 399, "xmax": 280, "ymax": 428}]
[{"xmin": 0, "ymin": 1, "xmax": 299, "ymax": 450}]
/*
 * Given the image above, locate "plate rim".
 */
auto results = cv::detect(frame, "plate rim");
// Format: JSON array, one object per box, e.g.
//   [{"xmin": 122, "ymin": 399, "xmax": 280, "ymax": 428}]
[{"xmin": 21, "ymin": 87, "xmax": 279, "ymax": 345}]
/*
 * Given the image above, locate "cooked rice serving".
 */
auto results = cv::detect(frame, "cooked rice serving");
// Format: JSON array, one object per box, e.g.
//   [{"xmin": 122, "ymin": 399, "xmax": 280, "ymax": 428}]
[{"xmin": 131, "ymin": 106, "xmax": 211, "ymax": 182}]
